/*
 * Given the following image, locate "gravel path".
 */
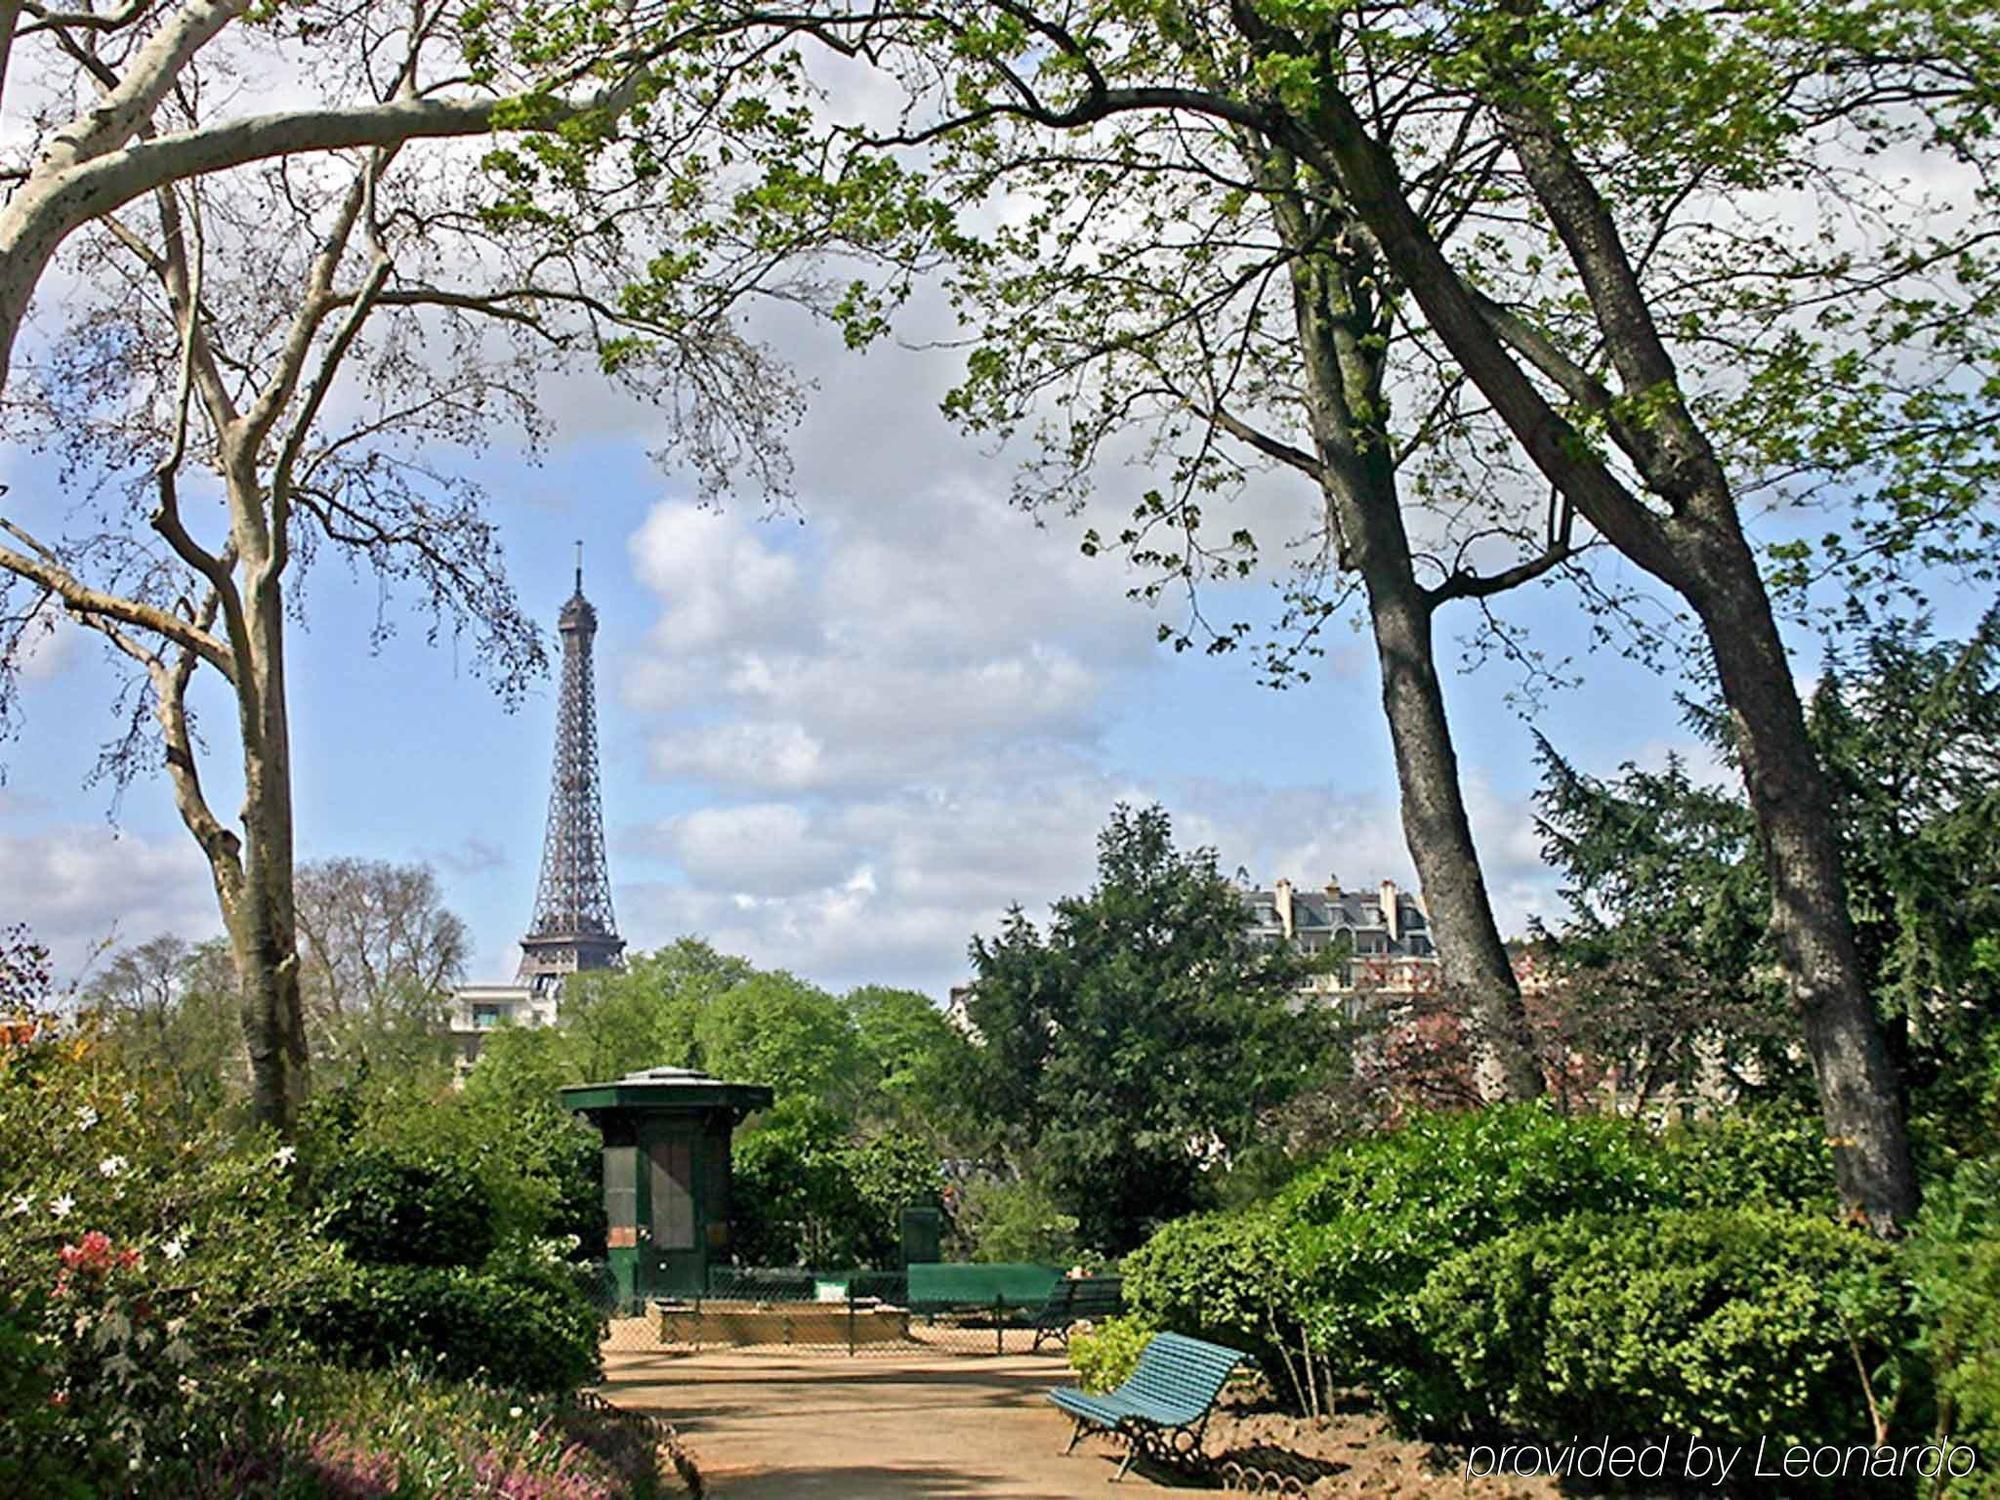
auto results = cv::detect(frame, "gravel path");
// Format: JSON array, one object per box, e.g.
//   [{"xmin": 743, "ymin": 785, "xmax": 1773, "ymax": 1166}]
[{"xmin": 598, "ymin": 1345, "xmax": 1182, "ymax": 1496}]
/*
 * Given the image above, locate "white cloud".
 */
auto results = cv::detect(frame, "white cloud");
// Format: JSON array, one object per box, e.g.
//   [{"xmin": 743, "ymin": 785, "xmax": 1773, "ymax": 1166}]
[
  {"xmin": 0, "ymin": 824, "xmax": 221, "ymax": 983},
  {"xmin": 612, "ymin": 757, "xmax": 1558, "ymax": 994},
  {"xmin": 650, "ymin": 802, "xmax": 854, "ymax": 894},
  {"xmin": 628, "ymin": 504, "xmax": 807, "ymax": 653}
]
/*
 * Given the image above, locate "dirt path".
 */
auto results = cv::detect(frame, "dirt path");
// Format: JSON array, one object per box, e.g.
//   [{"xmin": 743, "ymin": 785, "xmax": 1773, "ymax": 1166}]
[{"xmin": 598, "ymin": 1346, "xmax": 1180, "ymax": 1497}]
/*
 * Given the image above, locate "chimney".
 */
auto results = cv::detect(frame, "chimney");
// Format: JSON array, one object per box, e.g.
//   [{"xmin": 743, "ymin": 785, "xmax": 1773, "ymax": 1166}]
[
  {"xmin": 1380, "ymin": 879, "xmax": 1400, "ymax": 944},
  {"xmin": 1273, "ymin": 878, "xmax": 1295, "ymax": 940},
  {"xmin": 1325, "ymin": 874, "xmax": 1340, "ymax": 899}
]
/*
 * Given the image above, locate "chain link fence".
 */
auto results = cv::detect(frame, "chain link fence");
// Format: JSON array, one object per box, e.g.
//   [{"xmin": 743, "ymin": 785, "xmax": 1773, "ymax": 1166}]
[{"xmin": 596, "ymin": 1265, "xmax": 1117, "ymax": 1358}]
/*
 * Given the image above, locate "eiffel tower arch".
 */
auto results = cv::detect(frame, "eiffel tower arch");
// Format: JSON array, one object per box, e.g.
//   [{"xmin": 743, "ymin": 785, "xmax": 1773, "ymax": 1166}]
[{"xmin": 519, "ymin": 549, "xmax": 626, "ymax": 998}]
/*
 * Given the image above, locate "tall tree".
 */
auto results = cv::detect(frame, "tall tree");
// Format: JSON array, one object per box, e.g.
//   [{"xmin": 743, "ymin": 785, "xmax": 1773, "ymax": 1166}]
[
  {"xmin": 0, "ymin": 0, "xmax": 942, "ymax": 1131},
  {"xmin": 1537, "ymin": 611, "xmax": 2000, "ymax": 1128},
  {"xmin": 560, "ymin": 937, "xmax": 756, "ymax": 1081},
  {"xmin": 83, "ymin": 933, "xmax": 243, "ymax": 1122},
  {"xmin": 834, "ymin": 0, "xmax": 2000, "ymax": 1224},
  {"xmin": 966, "ymin": 803, "xmax": 1329, "ymax": 1252},
  {"xmin": 293, "ymin": 857, "xmax": 468, "ymax": 1024},
  {"xmin": 926, "ymin": 35, "xmax": 1561, "ymax": 1100}
]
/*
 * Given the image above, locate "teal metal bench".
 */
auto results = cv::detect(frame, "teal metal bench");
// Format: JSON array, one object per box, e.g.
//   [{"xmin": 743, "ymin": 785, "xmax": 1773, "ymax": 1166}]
[
  {"xmin": 1048, "ymin": 1331, "xmax": 1245, "ymax": 1481},
  {"xmin": 1030, "ymin": 1274, "xmax": 1124, "ymax": 1351}
]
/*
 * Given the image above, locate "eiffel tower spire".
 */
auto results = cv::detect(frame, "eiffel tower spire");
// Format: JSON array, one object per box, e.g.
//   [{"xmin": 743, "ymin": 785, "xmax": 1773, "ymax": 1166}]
[{"xmin": 519, "ymin": 545, "xmax": 624, "ymax": 993}]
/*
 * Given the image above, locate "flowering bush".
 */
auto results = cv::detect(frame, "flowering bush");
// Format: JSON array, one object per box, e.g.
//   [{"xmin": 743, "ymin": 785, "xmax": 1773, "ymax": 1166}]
[
  {"xmin": 0, "ymin": 1019, "xmax": 340, "ymax": 1482},
  {"xmin": 168, "ymin": 1362, "xmax": 665, "ymax": 1498}
]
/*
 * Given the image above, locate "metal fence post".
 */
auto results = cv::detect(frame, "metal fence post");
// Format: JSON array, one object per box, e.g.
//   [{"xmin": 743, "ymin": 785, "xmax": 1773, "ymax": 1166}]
[
  {"xmin": 994, "ymin": 1293, "xmax": 1004, "ymax": 1356},
  {"xmin": 847, "ymin": 1289, "xmax": 856, "ymax": 1357}
]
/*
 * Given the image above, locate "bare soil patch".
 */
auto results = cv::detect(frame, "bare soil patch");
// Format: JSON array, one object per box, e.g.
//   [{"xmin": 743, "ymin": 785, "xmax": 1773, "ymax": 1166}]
[{"xmin": 1206, "ymin": 1393, "xmax": 1559, "ymax": 1499}]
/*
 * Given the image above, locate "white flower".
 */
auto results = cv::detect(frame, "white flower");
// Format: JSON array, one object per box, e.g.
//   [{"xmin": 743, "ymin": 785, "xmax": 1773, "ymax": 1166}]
[
  {"xmin": 162, "ymin": 1237, "xmax": 185, "ymax": 1263},
  {"xmin": 509, "ymin": 1406, "xmax": 524, "ymax": 1419},
  {"xmin": 272, "ymin": 1145, "xmax": 296, "ymax": 1170},
  {"xmin": 98, "ymin": 1155, "xmax": 128, "ymax": 1178},
  {"xmin": 75, "ymin": 1106, "xmax": 98, "ymax": 1130},
  {"xmin": 50, "ymin": 1193, "xmax": 74, "ymax": 1221},
  {"xmin": 176, "ymin": 1375, "xmax": 199, "ymax": 1397},
  {"xmin": 6, "ymin": 1193, "xmax": 32, "ymax": 1217},
  {"xmin": 271, "ymin": 1391, "xmax": 285, "ymax": 1408}
]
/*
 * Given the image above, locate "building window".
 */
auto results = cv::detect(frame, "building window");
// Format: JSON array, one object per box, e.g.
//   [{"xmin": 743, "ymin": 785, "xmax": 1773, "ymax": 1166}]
[
  {"xmin": 604, "ymin": 1145, "xmax": 637, "ymax": 1230},
  {"xmin": 472, "ymin": 1003, "xmax": 506, "ymax": 1029}
]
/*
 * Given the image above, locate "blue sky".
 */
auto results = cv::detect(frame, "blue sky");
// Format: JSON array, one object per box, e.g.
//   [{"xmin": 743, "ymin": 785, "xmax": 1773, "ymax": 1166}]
[{"xmin": 0, "ymin": 297, "xmax": 1847, "ymax": 998}]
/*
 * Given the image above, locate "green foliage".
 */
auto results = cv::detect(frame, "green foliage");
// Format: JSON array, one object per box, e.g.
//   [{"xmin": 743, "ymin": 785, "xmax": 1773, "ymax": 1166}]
[
  {"xmin": 693, "ymin": 971, "xmax": 866, "ymax": 1107},
  {"xmin": 1910, "ymin": 1158, "xmax": 2000, "ymax": 1497},
  {"xmin": 294, "ymin": 1243, "xmax": 603, "ymax": 1396},
  {"xmin": 0, "ymin": 1026, "xmax": 338, "ymax": 1482},
  {"xmin": 966, "ymin": 804, "xmax": 1330, "ymax": 1252},
  {"xmin": 951, "ymin": 1177, "xmax": 1079, "ymax": 1266},
  {"xmin": 472, "ymin": 940, "xmax": 974, "ymax": 1269},
  {"xmin": 1121, "ymin": 1208, "xmax": 1295, "ymax": 1375},
  {"xmin": 1662, "ymin": 1105, "xmax": 1841, "ymax": 1211},
  {"xmin": 166, "ymin": 1359, "xmax": 658, "ymax": 1498},
  {"xmin": 318, "ymin": 1149, "xmax": 499, "ymax": 1268},
  {"xmin": 731, "ymin": 1103, "xmax": 940, "ymax": 1269},
  {"xmin": 304, "ymin": 1065, "xmax": 601, "ymax": 1254},
  {"xmin": 84, "ymin": 936, "xmax": 244, "ymax": 1132},
  {"xmin": 558, "ymin": 938, "xmax": 754, "ymax": 1083},
  {"xmin": 1119, "ymin": 1104, "xmax": 1838, "ymax": 1412},
  {"xmin": 1409, "ymin": 1209, "xmax": 1909, "ymax": 1450},
  {"xmin": 0, "ymin": 1301, "xmax": 101, "ymax": 1498},
  {"xmin": 1069, "ymin": 1316, "xmax": 1153, "ymax": 1395},
  {"xmin": 845, "ymin": 984, "xmax": 982, "ymax": 1143},
  {"xmin": 1536, "ymin": 614, "xmax": 2000, "ymax": 1144},
  {"xmin": 1272, "ymin": 1103, "xmax": 1679, "ymax": 1385}
]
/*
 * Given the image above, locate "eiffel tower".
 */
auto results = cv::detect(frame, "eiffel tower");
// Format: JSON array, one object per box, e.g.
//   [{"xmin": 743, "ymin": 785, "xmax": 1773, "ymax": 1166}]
[{"xmin": 519, "ymin": 547, "xmax": 625, "ymax": 996}]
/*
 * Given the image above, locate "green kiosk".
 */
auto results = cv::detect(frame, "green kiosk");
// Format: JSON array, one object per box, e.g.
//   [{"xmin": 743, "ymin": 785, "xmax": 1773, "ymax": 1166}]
[{"xmin": 561, "ymin": 1065, "xmax": 773, "ymax": 1310}]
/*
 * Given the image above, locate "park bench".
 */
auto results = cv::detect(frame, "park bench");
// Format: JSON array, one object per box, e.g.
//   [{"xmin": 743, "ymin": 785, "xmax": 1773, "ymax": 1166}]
[
  {"xmin": 1048, "ymin": 1331, "xmax": 1246, "ymax": 1482},
  {"xmin": 1029, "ymin": 1274, "xmax": 1124, "ymax": 1351}
]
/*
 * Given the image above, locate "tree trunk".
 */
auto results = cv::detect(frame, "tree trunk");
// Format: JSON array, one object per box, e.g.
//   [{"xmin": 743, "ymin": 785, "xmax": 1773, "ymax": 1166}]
[
  {"xmin": 1688, "ymin": 525, "xmax": 1917, "ymax": 1226},
  {"xmin": 1283, "ymin": 238, "xmax": 1544, "ymax": 1102},
  {"xmin": 1365, "ymin": 565, "xmax": 1546, "ymax": 1102},
  {"xmin": 238, "ymin": 571, "xmax": 308, "ymax": 1133},
  {"xmin": 1284, "ymin": 81, "xmax": 1920, "ymax": 1221}
]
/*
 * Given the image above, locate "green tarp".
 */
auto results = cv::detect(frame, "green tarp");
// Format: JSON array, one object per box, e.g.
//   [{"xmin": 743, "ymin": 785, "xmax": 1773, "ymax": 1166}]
[{"xmin": 905, "ymin": 1261, "xmax": 1061, "ymax": 1311}]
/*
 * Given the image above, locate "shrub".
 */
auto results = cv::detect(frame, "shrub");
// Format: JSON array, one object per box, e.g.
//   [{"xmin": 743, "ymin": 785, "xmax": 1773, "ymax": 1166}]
[
  {"xmin": 0, "ymin": 1024, "xmax": 338, "ymax": 1483},
  {"xmin": 166, "ymin": 1360, "xmax": 662, "ymax": 1498},
  {"xmin": 1118, "ymin": 1104, "xmax": 1845, "ymax": 1414},
  {"xmin": 1661, "ymin": 1105, "xmax": 1839, "ymax": 1211},
  {"xmin": 296, "ymin": 1244, "xmax": 604, "ymax": 1395},
  {"xmin": 1122, "ymin": 1207, "xmax": 1289, "ymax": 1348},
  {"xmin": 318, "ymin": 1148, "xmax": 498, "ymax": 1267},
  {"xmin": 1272, "ymin": 1105, "xmax": 1676, "ymax": 1402},
  {"xmin": 1069, "ymin": 1316, "xmax": 1152, "ymax": 1394},
  {"xmin": 1410, "ymin": 1208, "xmax": 1909, "ymax": 1451},
  {"xmin": 304, "ymin": 1073, "xmax": 601, "ymax": 1255},
  {"xmin": 1911, "ymin": 1158, "xmax": 2000, "ymax": 1498}
]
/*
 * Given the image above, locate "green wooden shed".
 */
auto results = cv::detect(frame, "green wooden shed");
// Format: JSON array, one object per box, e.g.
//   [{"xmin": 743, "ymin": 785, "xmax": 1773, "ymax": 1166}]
[{"xmin": 560, "ymin": 1065, "xmax": 773, "ymax": 1309}]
